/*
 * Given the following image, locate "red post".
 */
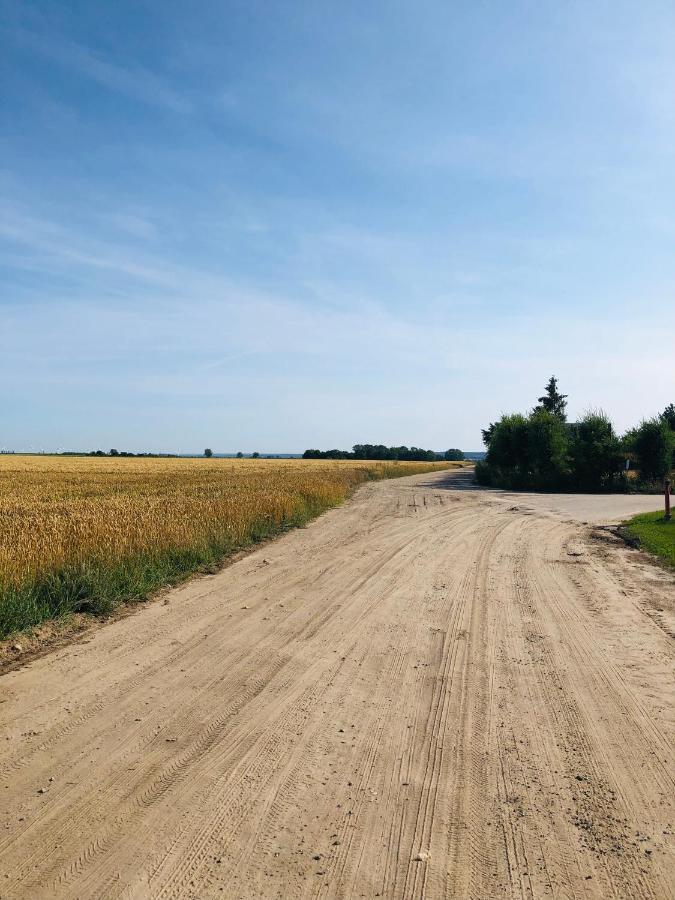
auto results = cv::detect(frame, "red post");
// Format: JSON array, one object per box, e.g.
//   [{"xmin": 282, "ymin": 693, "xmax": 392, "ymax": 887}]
[{"xmin": 666, "ymin": 478, "xmax": 671, "ymax": 521}]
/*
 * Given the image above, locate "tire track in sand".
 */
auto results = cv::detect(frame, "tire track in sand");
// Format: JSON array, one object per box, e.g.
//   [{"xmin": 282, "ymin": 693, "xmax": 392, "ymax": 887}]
[{"xmin": 0, "ymin": 471, "xmax": 672, "ymax": 899}]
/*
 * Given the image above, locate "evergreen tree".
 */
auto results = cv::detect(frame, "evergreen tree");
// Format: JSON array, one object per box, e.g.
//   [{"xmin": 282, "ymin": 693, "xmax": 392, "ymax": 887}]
[
  {"xmin": 481, "ymin": 423, "xmax": 496, "ymax": 447},
  {"xmin": 660, "ymin": 403, "xmax": 675, "ymax": 430},
  {"xmin": 537, "ymin": 376, "xmax": 568, "ymax": 420}
]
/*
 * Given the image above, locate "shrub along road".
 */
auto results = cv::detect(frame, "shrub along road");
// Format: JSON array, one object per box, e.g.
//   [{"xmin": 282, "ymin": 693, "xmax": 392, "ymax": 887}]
[{"xmin": 0, "ymin": 470, "xmax": 673, "ymax": 899}]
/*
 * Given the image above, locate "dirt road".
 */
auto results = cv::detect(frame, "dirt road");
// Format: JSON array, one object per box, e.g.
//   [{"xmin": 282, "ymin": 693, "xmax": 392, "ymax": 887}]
[{"xmin": 1, "ymin": 470, "xmax": 673, "ymax": 899}]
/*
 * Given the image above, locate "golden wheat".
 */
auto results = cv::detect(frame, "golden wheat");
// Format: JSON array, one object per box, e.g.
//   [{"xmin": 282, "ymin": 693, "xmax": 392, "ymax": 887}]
[{"xmin": 0, "ymin": 455, "xmax": 456, "ymax": 590}]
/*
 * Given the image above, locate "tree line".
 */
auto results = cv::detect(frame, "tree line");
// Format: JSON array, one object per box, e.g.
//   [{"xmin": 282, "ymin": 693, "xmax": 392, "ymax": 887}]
[
  {"xmin": 476, "ymin": 377, "xmax": 675, "ymax": 492},
  {"xmin": 84, "ymin": 449, "xmax": 178, "ymax": 458},
  {"xmin": 303, "ymin": 445, "xmax": 465, "ymax": 462}
]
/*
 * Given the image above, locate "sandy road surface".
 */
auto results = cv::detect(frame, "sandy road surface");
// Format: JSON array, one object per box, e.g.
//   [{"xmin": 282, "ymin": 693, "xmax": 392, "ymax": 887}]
[{"xmin": 0, "ymin": 470, "xmax": 673, "ymax": 900}]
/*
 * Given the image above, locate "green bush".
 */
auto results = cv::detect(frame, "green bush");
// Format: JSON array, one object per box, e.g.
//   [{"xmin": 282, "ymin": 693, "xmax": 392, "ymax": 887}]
[
  {"xmin": 474, "ymin": 459, "xmax": 493, "ymax": 486},
  {"xmin": 481, "ymin": 410, "xmax": 570, "ymax": 490},
  {"xmin": 569, "ymin": 411, "xmax": 624, "ymax": 490},
  {"xmin": 526, "ymin": 409, "xmax": 570, "ymax": 488},
  {"xmin": 477, "ymin": 378, "xmax": 673, "ymax": 494},
  {"xmin": 484, "ymin": 413, "xmax": 530, "ymax": 485},
  {"xmin": 632, "ymin": 418, "xmax": 674, "ymax": 484}
]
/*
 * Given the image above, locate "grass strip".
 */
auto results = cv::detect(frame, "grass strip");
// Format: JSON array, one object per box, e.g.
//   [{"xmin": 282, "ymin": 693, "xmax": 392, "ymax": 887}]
[
  {"xmin": 0, "ymin": 502, "xmax": 327, "ymax": 638},
  {"xmin": 622, "ymin": 511, "xmax": 675, "ymax": 568}
]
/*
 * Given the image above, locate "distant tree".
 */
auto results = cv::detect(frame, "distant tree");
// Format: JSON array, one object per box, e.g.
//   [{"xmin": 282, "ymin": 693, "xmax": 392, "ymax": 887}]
[
  {"xmin": 660, "ymin": 403, "xmax": 675, "ymax": 430},
  {"xmin": 109, "ymin": 448, "xmax": 119, "ymax": 457},
  {"xmin": 251, "ymin": 451, "xmax": 260, "ymax": 458},
  {"xmin": 444, "ymin": 448, "xmax": 465, "ymax": 461},
  {"xmin": 304, "ymin": 443, "xmax": 441, "ymax": 461},
  {"xmin": 236, "ymin": 451, "xmax": 243, "ymax": 458},
  {"xmin": 204, "ymin": 448, "xmax": 213, "ymax": 458},
  {"xmin": 536, "ymin": 376, "xmax": 568, "ymax": 420}
]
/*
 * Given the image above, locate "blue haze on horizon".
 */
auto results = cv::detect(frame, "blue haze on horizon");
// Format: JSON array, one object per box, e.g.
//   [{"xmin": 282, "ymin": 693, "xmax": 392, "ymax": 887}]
[{"xmin": 1, "ymin": 0, "xmax": 674, "ymax": 453}]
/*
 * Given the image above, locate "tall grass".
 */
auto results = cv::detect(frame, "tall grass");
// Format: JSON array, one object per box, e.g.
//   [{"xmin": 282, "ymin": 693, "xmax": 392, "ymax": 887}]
[{"xmin": 0, "ymin": 456, "xmax": 455, "ymax": 638}]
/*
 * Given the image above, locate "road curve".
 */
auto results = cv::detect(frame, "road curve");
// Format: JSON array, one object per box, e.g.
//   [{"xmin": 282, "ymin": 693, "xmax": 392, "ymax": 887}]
[{"xmin": 0, "ymin": 470, "xmax": 673, "ymax": 899}]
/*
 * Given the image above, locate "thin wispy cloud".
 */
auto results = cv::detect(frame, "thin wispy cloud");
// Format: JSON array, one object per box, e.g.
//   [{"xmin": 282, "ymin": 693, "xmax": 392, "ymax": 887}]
[
  {"xmin": 0, "ymin": 208, "xmax": 177, "ymax": 288},
  {"xmin": 1, "ymin": 1, "xmax": 673, "ymax": 452},
  {"xmin": 5, "ymin": 18, "xmax": 190, "ymax": 113}
]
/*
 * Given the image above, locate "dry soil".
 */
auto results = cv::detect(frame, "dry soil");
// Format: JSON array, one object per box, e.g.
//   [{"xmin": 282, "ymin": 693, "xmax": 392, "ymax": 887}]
[{"xmin": 0, "ymin": 469, "xmax": 673, "ymax": 899}]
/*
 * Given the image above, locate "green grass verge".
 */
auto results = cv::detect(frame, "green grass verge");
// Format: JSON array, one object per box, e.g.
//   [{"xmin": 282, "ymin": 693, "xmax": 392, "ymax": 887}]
[
  {"xmin": 622, "ymin": 511, "xmax": 675, "ymax": 568},
  {"xmin": 0, "ymin": 507, "xmax": 314, "ymax": 640}
]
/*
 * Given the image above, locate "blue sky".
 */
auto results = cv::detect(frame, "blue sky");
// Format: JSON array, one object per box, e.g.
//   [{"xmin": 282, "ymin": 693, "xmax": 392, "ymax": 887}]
[{"xmin": 1, "ymin": 1, "xmax": 674, "ymax": 453}]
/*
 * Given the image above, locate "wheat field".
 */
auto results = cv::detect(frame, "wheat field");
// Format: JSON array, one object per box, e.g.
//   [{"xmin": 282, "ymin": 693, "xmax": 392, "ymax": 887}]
[{"xmin": 0, "ymin": 455, "xmax": 458, "ymax": 637}]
